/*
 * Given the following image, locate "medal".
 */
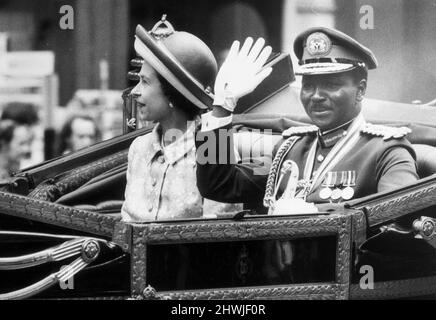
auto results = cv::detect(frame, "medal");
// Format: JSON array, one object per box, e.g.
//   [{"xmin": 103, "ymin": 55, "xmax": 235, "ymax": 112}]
[
  {"xmin": 330, "ymin": 171, "xmax": 342, "ymax": 200},
  {"xmin": 319, "ymin": 187, "xmax": 332, "ymax": 199},
  {"xmin": 341, "ymin": 186, "xmax": 354, "ymax": 200},
  {"xmin": 350, "ymin": 171, "xmax": 356, "ymax": 187},
  {"xmin": 319, "ymin": 171, "xmax": 334, "ymax": 200},
  {"xmin": 341, "ymin": 171, "xmax": 356, "ymax": 200},
  {"xmin": 331, "ymin": 188, "xmax": 342, "ymax": 200}
]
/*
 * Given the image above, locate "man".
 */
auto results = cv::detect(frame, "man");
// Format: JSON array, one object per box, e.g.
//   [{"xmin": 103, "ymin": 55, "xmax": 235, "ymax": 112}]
[
  {"xmin": 1, "ymin": 102, "xmax": 39, "ymax": 168},
  {"xmin": 196, "ymin": 27, "xmax": 418, "ymax": 212},
  {"xmin": 57, "ymin": 115, "xmax": 101, "ymax": 155},
  {"xmin": 0, "ymin": 120, "xmax": 34, "ymax": 179}
]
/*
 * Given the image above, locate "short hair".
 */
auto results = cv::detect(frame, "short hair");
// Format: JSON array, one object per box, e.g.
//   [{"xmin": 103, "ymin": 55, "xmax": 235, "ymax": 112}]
[
  {"xmin": 156, "ymin": 73, "xmax": 199, "ymax": 120},
  {"xmin": 57, "ymin": 115, "xmax": 101, "ymax": 155},
  {"xmin": 0, "ymin": 120, "xmax": 16, "ymax": 150},
  {"xmin": 349, "ymin": 66, "xmax": 368, "ymax": 84},
  {"xmin": 1, "ymin": 102, "xmax": 39, "ymax": 126}
]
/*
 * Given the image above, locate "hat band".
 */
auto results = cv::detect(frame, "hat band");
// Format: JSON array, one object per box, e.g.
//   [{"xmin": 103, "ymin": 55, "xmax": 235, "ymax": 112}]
[{"xmin": 300, "ymin": 57, "xmax": 366, "ymax": 68}]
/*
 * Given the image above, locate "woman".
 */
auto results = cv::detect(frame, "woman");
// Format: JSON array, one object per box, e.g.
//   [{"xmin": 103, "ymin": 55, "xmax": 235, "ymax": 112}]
[{"xmin": 121, "ymin": 17, "xmax": 241, "ymax": 222}]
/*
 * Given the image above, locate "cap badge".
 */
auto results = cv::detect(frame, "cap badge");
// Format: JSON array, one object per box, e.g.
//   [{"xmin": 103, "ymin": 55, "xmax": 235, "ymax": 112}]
[{"xmin": 306, "ymin": 32, "xmax": 332, "ymax": 57}]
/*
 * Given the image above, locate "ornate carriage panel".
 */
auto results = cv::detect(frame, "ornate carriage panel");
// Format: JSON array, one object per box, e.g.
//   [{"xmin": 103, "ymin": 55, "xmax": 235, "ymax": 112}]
[{"xmin": 120, "ymin": 210, "xmax": 364, "ymax": 300}]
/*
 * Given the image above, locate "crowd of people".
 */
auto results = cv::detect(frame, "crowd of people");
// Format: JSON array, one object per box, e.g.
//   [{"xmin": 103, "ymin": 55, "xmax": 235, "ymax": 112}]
[{"xmin": 0, "ymin": 102, "xmax": 102, "ymax": 179}]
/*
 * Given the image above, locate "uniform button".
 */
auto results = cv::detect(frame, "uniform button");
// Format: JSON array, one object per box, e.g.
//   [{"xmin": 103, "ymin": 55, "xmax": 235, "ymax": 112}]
[
  {"xmin": 158, "ymin": 156, "xmax": 165, "ymax": 164},
  {"xmin": 151, "ymin": 178, "xmax": 157, "ymax": 186},
  {"xmin": 343, "ymin": 130, "xmax": 348, "ymax": 136},
  {"xmin": 317, "ymin": 154, "xmax": 324, "ymax": 162},
  {"xmin": 148, "ymin": 203, "xmax": 153, "ymax": 211}
]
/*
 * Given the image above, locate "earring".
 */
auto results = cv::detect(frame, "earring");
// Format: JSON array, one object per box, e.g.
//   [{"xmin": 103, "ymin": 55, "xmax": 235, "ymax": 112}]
[{"xmin": 169, "ymin": 102, "xmax": 174, "ymax": 108}]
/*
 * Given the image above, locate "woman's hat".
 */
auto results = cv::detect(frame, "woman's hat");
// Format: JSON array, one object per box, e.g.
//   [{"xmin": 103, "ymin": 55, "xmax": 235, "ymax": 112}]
[{"xmin": 134, "ymin": 15, "xmax": 218, "ymax": 110}]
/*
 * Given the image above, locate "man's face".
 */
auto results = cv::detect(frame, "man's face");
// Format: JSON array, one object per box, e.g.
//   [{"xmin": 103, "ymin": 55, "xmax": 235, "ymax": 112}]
[
  {"xmin": 300, "ymin": 72, "xmax": 363, "ymax": 131},
  {"xmin": 69, "ymin": 118, "xmax": 98, "ymax": 151},
  {"xmin": 8, "ymin": 125, "xmax": 34, "ymax": 167}
]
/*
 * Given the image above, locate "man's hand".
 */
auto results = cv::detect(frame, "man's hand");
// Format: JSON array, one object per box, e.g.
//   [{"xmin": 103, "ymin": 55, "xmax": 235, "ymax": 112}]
[{"xmin": 213, "ymin": 37, "xmax": 273, "ymax": 113}]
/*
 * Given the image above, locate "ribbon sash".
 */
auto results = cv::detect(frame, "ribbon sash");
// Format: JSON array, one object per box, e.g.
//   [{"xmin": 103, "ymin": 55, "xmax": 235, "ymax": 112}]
[{"xmin": 303, "ymin": 113, "xmax": 366, "ymax": 193}]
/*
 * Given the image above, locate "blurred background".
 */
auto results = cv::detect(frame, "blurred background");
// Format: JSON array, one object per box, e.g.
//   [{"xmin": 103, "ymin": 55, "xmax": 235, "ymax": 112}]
[{"xmin": 0, "ymin": 0, "xmax": 435, "ymax": 169}]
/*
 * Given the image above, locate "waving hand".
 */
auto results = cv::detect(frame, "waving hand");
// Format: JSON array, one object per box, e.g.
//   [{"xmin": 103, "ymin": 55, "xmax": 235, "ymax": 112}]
[{"xmin": 213, "ymin": 37, "xmax": 273, "ymax": 112}]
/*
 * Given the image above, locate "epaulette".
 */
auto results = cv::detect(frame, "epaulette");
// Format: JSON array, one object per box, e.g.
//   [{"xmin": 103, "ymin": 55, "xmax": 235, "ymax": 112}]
[
  {"xmin": 361, "ymin": 123, "xmax": 412, "ymax": 140},
  {"xmin": 282, "ymin": 125, "xmax": 318, "ymax": 137}
]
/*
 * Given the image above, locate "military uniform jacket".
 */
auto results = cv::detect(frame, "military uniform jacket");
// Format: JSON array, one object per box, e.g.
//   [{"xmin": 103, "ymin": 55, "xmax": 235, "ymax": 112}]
[{"xmin": 196, "ymin": 114, "xmax": 418, "ymax": 209}]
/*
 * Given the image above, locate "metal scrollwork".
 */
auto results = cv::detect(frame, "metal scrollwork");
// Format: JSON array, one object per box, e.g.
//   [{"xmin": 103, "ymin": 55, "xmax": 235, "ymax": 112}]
[
  {"xmin": 81, "ymin": 239, "xmax": 101, "ymax": 263},
  {"xmin": 235, "ymin": 245, "xmax": 253, "ymax": 283},
  {"xmin": 0, "ymin": 235, "xmax": 111, "ymax": 300},
  {"xmin": 413, "ymin": 216, "xmax": 436, "ymax": 240}
]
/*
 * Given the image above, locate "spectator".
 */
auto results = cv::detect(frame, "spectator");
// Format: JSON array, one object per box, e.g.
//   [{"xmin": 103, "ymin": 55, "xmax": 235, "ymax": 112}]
[
  {"xmin": 57, "ymin": 114, "xmax": 101, "ymax": 155},
  {"xmin": 1, "ymin": 102, "xmax": 40, "ymax": 168},
  {"xmin": 1, "ymin": 102, "xmax": 39, "ymax": 126},
  {"xmin": 0, "ymin": 120, "xmax": 33, "ymax": 178}
]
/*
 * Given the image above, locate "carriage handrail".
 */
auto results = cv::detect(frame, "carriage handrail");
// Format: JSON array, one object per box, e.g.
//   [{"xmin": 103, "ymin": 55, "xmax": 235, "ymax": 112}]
[
  {"xmin": 0, "ymin": 238, "xmax": 102, "ymax": 300},
  {"xmin": 0, "ymin": 236, "xmax": 110, "ymax": 270}
]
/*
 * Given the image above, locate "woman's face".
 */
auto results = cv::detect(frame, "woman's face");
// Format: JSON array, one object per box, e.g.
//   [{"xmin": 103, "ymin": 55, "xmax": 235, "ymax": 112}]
[{"xmin": 132, "ymin": 61, "xmax": 172, "ymax": 123}]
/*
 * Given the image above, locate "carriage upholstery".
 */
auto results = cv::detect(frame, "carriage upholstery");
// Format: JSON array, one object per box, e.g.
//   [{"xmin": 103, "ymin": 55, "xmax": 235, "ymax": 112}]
[{"xmin": 414, "ymin": 144, "xmax": 436, "ymax": 178}]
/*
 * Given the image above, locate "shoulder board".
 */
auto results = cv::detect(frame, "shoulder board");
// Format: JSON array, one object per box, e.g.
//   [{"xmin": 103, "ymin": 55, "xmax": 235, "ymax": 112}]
[
  {"xmin": 361, "ymin": 123, "xmax": 412, "ymax": 140},
  {"xmin": 282, "ymin": 125, "xmax": 318, "ymax": 137}
]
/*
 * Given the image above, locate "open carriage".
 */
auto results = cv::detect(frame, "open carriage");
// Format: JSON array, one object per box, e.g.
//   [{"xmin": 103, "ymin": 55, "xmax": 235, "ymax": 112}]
[{"xmin": 1, "ymin": 52, "xmax": 436, "ymax": 300}]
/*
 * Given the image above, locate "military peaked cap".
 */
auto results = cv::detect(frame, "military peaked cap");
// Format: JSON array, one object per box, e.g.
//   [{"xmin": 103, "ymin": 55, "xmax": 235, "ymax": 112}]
[{"xmin": 294, "ymin": 27, "xmax": 378, "ymax": 75}]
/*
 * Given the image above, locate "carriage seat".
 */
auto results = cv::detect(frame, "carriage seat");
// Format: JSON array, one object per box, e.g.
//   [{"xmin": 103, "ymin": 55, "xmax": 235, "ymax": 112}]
[{"xmin": 414, "ymin": 144, "xmax": 436, "ymax": 178}]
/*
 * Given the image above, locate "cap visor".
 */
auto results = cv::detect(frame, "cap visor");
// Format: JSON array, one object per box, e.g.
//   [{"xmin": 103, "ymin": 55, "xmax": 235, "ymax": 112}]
[
  {"xmin": 295, "ymin": 62, "xmax": 356, "ymax": 75},
  {"xmin": 134, "ymin": 25, "xmax": 213, "ymax": 110}
]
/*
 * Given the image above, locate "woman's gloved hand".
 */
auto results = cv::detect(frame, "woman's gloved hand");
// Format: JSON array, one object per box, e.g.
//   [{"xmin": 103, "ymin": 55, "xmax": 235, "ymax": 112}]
[{"xmin": 213, "ymin": 37, "xmax": 273, "ymax": 112}]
